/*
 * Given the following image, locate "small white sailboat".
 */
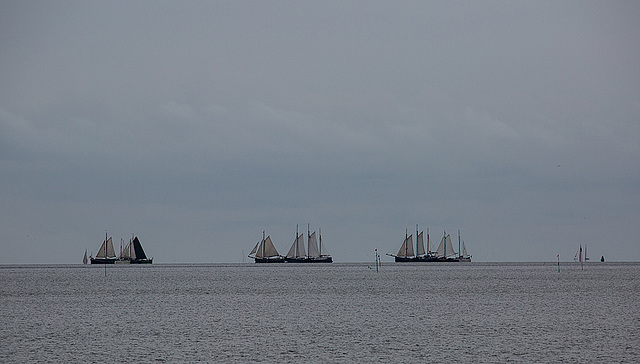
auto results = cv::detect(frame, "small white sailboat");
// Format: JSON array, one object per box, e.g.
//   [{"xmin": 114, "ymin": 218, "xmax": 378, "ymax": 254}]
[
  {"xmin": 82, "ymin": 249, "xmax": 88, "ymax": 264},
  {"xmin": 248, "ymin": 231, "xmax": 285, "ymax": 263},
  {"xmin": 90, "ymin": 232, "xmax": 117, "ymax": 264}
]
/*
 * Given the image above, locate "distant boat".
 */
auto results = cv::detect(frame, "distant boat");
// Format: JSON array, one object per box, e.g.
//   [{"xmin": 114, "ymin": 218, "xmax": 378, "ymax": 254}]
[
  {"xmin": 117, "ymin": 236, "xmax": 153, "ymax": 264},
  {"xmin": 90, "ymin": 232, "xmax": 117, "ymax": 264},
  {"xmin": 388, "ymin": 227, "xmax": 468, "ymax": 262},
  {"xmin": 574, "ymin": 244, "xmax": 584, "ymax": 269},
  {"xmin": 574, "ymin": 244, "xmax": 583, "ymax": 262},
  {"xmin": 285, "ymin": 225, "xmax": 332, "ymax": 263},
  {"xmin": 248, "ymin": 232, "xmax": 285, "ymax": 263},
  {"xmin": 82, "ymin": 249, "xmax": 88, "ymax": 264},
  {"xmin": 459, "ymin": 240, "xmax": 471, "ymax": 262},
  {"xmin": 388, "ymin": 228, "xmax": 418, "ymax": 262}
]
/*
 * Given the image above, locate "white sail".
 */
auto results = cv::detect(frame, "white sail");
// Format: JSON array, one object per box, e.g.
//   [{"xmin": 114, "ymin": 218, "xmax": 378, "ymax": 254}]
[
  {"xmin": 83, "ymin": 249, "xmax": 88, "ymax": 264},
  {"xmin": 396, "ymin": 235, "xmax": 414, "ymax": 257},
  {"xmin": 462, "ymin": 242, "xmax": 469, "ymax": 258},
  {"xmin": 435, "ymin": 234, "xmax": 457, "ymax": 258},
  {"xmin": 119, "ymin": 241, "xmax": 131, "ymax": 259},
  {"xmin": 435, "ymin": 235, "xmax": 445, "ymax": 257},
  {"xmin": 261, "ymin": 236, "xmax": 279, "ymax": 258},
  {"xmin": 444, "ymin": 234, "xmax": 456, "ymax": 257},
  {"xmin": 96, "ymin": 237, "xmax": 116, "ymax": 258},
  {"xmin": 256, "ymin": 236, "xmax": 276, "ymax": 258},
  {"xmin": 396, "ymin": 238, "xmax": 407, "ymax": 257},
  {"xmin": 308, "ymin": 231, "xmax": 320, "ymax": 258},
  {"xmin": 105, "ymin": 237, "xmax": 116, "ymax": 258},
  {"xmin": 405, "ymin": 235, "xmax": 414, "ymax": 257},
  {"xmin": 96, "ymin": 240, "xmax": 107, "ymax": 258},
  {"xmin": 249, "ymin": 240, "xmax": 259, "ymax": 256},
  {"xmin": 286, "ymin": 237, "xmax": 297, "ymax": 258},
  {"xmin": 256, "ymin": 238, "xmax": 265, "ymax": 258},
  {"xmin": 416, "ymin": 231, "xmax": 425, "ymax": 256}
]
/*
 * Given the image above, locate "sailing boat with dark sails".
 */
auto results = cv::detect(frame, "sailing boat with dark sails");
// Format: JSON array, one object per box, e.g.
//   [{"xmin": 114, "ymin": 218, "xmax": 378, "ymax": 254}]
[
  {"xmin": 248, "ymin": 232, "xmax": 285, "ymax": 263},
  {"xmin": 117, "ymin": 236, "xmax": 153, "ymax": 264},
  {"xmin": 90, "ymin": 232, "xmax": 117, "ymax": 264}
]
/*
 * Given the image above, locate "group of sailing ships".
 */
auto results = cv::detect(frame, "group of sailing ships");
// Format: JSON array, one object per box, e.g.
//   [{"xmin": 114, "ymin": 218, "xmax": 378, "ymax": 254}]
[
  {"xmin": 388, "ymin": 226, "xmax": 471, "ymax": 262},
  {"xmin": 248, "ymin": 224, "xmax": 333, "ymax": 263},
  {"xmin": 83, "ymin": 232, "xmax": 153, "ymax": 264},
  {"xmin": 82, "ymin": 227, "xmax": 608, "ymax": 265},
  {"xmin": 247, "ymin": 224, "xmax": 471, "ymax": 264}
]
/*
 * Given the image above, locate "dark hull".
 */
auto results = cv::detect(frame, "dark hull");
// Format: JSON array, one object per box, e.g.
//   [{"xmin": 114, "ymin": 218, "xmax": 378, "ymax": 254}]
[
  {"xmin": 254, "ymin": 257, "xmax": 286, "ymax": 263},
  {"xmin": 90, "ymin": 258, "xmax": 117, "ymax": 264},
  {"xmin": 285, "ymin": 256, "xmax": 333, "ymax": 263},
  {"xmin": 130, "ymin": 258, "xmax": 153, "ymax": 264},
  {"xmin": 394, "ymin": 256, "xmax": 463, "ymax": 262}
]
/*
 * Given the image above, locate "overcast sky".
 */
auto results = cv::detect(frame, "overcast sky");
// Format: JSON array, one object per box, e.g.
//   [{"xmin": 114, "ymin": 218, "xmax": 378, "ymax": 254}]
[{"xmin": 1, "ymin": 1, "xmax": 639, "ymax": 264}]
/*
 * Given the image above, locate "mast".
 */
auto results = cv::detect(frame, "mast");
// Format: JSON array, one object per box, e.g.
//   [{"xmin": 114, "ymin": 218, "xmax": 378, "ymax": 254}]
[
  {"xmin": 416, "ymin": 224, "xmax": 419, "ymax": 256},
  {"xmin": 308, "ymin": 223, "xmax": 311, "ymax": 258},
  {"xmin": 443, "ymin": 230, "xmax": 446, "ymax": 258},
  {"xmin": 319, "ymin": 228, "xmax": 322, "ymax": 256},
  {"xmin": 458, "ymin": 230, "xmax": 461, "ymax": 259},
  {"xmin": 405, "ymin": 229, "xmax": 408, "ymax": 257},
  {"xmin": 262, "ymin": 230, "xmax": 265, "ymax": 258},
  {"xmin": 296, "ymin": 224, "xmax": 299, "ymax": 257},
  {"xmin": 427, "ymin": 228, "xmax": 429, "ymax": 256}
]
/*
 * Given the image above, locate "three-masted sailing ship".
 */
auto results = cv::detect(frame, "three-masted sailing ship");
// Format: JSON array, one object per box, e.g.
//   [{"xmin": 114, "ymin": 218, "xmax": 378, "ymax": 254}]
[
  {"xmin": 90, "ymin": 232, "xmax": 117, "ymax": 264},
  {"xmin": 388, "ymin": 227, "xmax": 471, "ymax": 262},
  {"xmin": 248, "ymin": 232, "xmax": 285, "ymax": 263},
  {"xmin": 285, "ymin": 224, "xmax": 332, "ymax": 263},
  {"xmin": 117, "ymin": 235, "xmax": 153, "ymax": 264}
]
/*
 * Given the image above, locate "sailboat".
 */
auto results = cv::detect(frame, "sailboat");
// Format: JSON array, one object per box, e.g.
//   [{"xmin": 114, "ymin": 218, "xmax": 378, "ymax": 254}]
[
  {"xmin": 117, "ymin": 235, "xmax": 153, "ymax": 264},
  {"xmin": 574, "ymin": 244, "xmax": 584, "ymax": 269},
  {"xmin": 285, "ymin": 224, "xmax": 333, "ymax": 263},
  {"xmin": 388, "ymin": 228, "xmax": 416, "ymax": 262},
  {"xmin": 248, "ymin": 231, "xmax": 285, "ymax": 263},
  {"xmin": 82, "ymin": 249, "xmax": 88, "ymax": 264},
  {"xmin": 389, "ymin": 227, "xmax": 468, "ymax": 262},
  {"xmin": 457, "ymin": 230, "xmax": 471, "ymax": 262},
  {"xmin": 433, "ymin": 231, "xmax": 460, "ymax": 261},
  {"xmin": 459, "ymin": 241, "xmax": 471, "ymax": 262},
  {"xmin": 90, "ymin": 232, "xmax": 117, "ymax": 264}
]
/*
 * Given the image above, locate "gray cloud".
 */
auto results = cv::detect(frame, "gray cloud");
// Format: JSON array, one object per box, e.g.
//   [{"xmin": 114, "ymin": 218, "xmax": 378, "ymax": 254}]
[{"xmin": 1, "ymin": 1, "xmax": 639, "ymax": 263}]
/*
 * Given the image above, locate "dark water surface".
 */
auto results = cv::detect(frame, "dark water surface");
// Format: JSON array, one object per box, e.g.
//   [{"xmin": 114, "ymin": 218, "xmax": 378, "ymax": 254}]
[{"xmin": 1, "ymin": 262, "xmax": 638, "ymax": 363}]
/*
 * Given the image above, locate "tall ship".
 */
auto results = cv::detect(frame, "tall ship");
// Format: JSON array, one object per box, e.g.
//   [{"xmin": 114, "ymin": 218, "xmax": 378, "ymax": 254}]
[
  {"xmin": 248, "ymin": 232, "xmax": 285, "ymax": 263},
  {"xmin": 285, "ymin": 224, "xmax": 333, "ymax": 263},
  {"xmin": 90, "ymin": 232, "xmax": 117, "ymax": 264},
  {"xmin": 388, "ymin": 227, "xmax": 471, "ymax": 262},
  {"xmin": 117, "ymin": 235, "xmax": 153, "ymax": 264}
]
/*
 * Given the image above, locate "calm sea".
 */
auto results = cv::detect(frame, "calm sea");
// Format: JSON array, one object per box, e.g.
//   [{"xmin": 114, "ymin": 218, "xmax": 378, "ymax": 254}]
[{"xmin": 1, "ymin": 262, "xmax": 638, "ymax": 363}]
